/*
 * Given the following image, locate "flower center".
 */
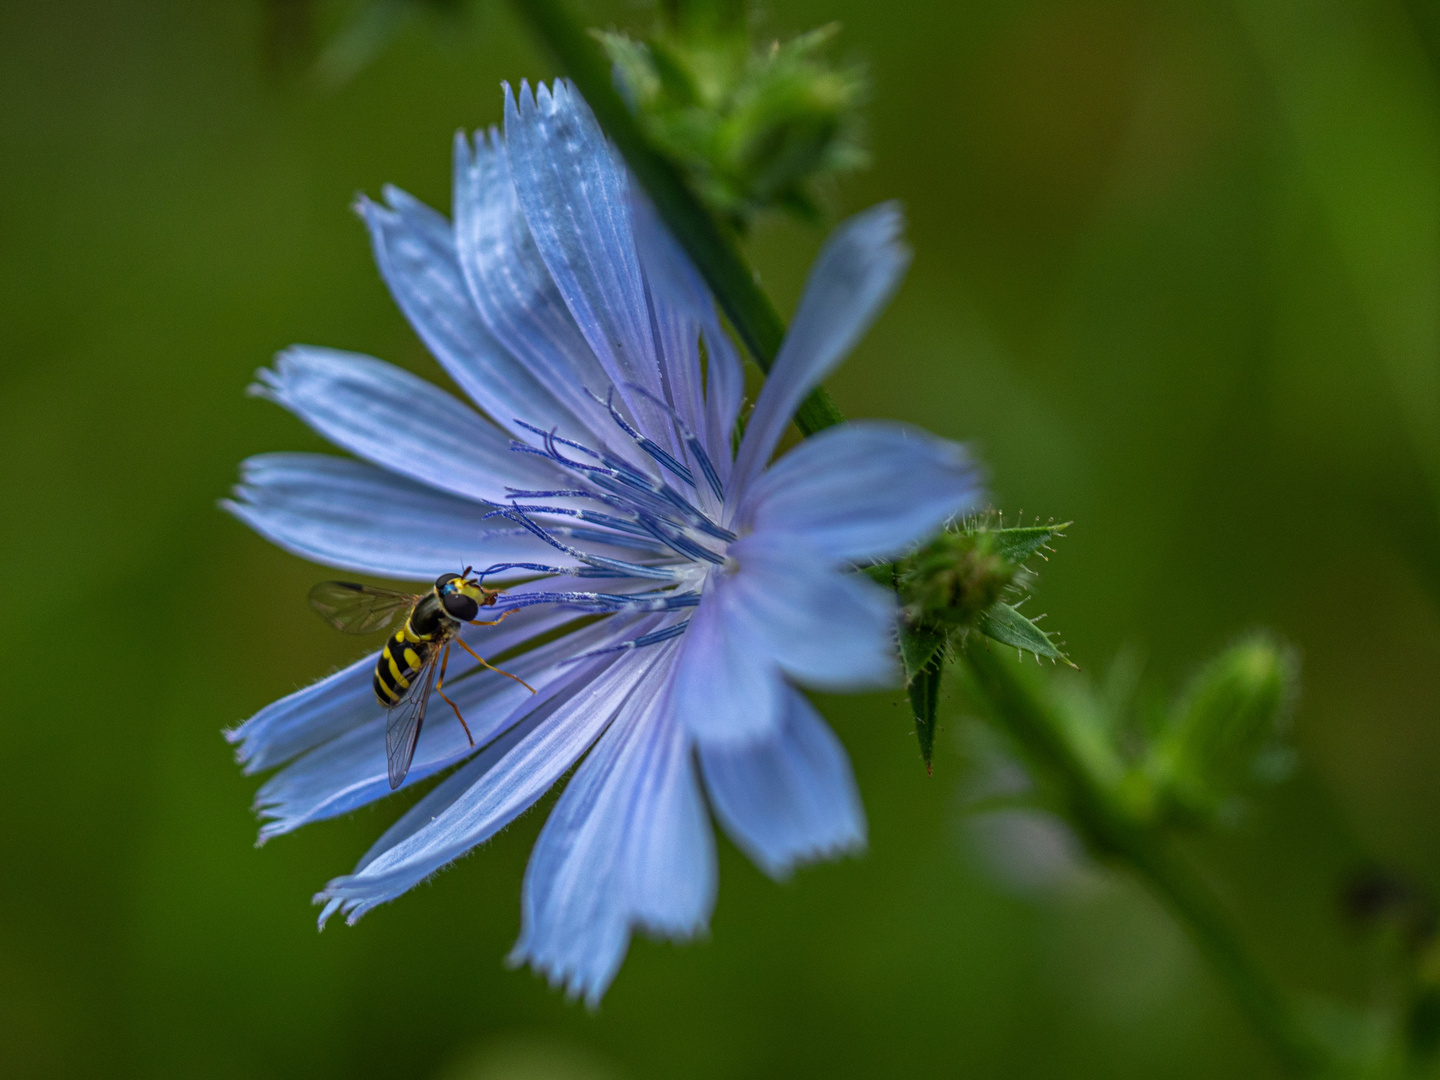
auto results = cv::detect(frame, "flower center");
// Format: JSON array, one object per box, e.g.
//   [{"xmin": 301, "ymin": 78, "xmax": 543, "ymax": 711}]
[{"xmin": 465, "ymin": 393, "xmax": 734, "ymax": 639}]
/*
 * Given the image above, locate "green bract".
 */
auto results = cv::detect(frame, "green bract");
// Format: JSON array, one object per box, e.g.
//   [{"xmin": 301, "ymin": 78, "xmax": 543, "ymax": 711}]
[{"xmin": 892, "ymin": 516, "xmax": 1070, "ymax": 769}]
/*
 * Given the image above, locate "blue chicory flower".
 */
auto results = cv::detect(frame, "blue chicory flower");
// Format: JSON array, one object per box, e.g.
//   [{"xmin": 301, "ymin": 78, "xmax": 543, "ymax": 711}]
[{"xmin": 225, "ymin": 79, "xmax": 981, "ymax": 1004}]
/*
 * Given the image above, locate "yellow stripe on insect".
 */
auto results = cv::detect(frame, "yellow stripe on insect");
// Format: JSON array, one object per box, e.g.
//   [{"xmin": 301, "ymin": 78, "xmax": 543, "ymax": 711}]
[
  {"xmin": 400, "ymin": 622, "xmax": 433, "ymax": 644},
  {"xmin": 387, "ymin": 651, "xmax": 410, "ymax": 689},
  {"xmin": 305, "ymin": 570, "xmax": 523, "ymax": 791}
]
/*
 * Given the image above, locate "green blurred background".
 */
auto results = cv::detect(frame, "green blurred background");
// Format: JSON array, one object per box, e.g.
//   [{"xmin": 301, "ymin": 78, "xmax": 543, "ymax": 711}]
[{"xmin": 5, "ymin": 0, "xmax": 1440, "ymax": 1075}]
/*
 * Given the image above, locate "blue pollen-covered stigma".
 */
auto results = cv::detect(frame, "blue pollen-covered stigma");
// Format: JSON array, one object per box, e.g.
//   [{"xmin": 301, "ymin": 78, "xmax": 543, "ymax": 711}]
[{"xmin": 472, "ymin": 395, "xmax": 734, "ymax": 646}]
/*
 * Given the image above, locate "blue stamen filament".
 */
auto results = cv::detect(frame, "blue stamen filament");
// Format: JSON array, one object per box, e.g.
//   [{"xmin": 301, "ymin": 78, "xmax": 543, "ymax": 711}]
[
  {"xmin": 485, "ymin": 403, "xmax": 735, "ymax": 657},
  {"xmin": 620, "ymin": 382, "xmax": 726, "ymax": 503}
]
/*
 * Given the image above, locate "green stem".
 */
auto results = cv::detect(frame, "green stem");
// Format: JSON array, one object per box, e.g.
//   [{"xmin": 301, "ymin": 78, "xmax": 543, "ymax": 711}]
[
  {"xmin": 506, "ymin": 0, "xmax": 845, "ymax": 436},
  {"xmin": 963, "ymin": 643, "xmax": 1325, "ymax": 1077}
]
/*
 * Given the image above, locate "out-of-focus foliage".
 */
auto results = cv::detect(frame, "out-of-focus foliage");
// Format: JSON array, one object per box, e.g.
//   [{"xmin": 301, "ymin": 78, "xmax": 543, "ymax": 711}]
[
  {"xmin": 1339, "ymin": 866, "xmax": 1440, "ymax": 1069},
  {"xmin": 599, "ymin": 0, "xmax": 868, "ymax": 227},
  {"xmin": 964, "ymin": 633, "xmax": 1296, "ymax": 833},
  {"xmin": 262, "ymin": 0, "xmax": 472, "ymax": 86},
  {"xmin": 1146, "ymin": 634, "xmax": 1297, "ymax": 825}
]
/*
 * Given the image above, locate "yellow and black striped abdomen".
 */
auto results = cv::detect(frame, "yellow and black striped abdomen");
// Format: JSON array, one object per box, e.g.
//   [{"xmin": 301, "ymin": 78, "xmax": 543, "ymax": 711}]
[{"xmin": 373, "ymin": 621, "xmax": 437, "ymax": 706}]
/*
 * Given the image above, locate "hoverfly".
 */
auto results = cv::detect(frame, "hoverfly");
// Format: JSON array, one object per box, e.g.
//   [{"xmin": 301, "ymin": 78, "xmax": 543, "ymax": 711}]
[{"xmin": 309, "ymin": 569, "xmax": 535, "ymax": 790}]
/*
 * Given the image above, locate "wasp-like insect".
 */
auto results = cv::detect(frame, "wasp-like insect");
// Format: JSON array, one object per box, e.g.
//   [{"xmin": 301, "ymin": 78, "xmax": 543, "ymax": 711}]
[{"xmin": 309, "ymin": 569, "xmax": 534, "ymax": 789}]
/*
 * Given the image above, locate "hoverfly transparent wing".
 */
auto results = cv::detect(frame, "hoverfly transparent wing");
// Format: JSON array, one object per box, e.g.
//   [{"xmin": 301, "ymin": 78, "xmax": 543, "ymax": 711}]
[
  {"xmin": 308, "ymin": 581, "xmax": 418, "ymax": 635},
  {"xmin": 385, "ymin": 653, "xmax": 438, "ymax": 789}
]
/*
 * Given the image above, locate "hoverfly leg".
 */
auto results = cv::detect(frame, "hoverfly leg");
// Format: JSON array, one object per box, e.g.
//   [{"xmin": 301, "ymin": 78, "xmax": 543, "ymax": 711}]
[
  {"xmin": 455, "ymin": 637, "xmax": 536, "ymax": 694},
  {"xmin": 434, "ymin": 641, "xmax": 475, "ymax": 746},
  {"xmin": 466, "ymin": 607, "xmax": 517, "ymax": 628}
]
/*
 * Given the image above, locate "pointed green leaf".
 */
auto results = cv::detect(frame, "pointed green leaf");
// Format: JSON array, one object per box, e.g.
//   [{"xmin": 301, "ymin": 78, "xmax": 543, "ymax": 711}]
[
  {"xmin": 900, "ymin": 623, "xmax": 948, "ymax": 682},
  {"xmin": 975, "ymin": 602, "xmax": 1069, "ymax": 662},
  {"xmin": 863, "ymin": 562, "xmax": 896, "ymax": 589},
  {"xmin": 908, "ymin": 657, "xmax": 944, "ymax": 774},
  {"xmin": 984, "ymin": 523, "xmax": 1070, "ymax": 566},
  {"xmin": 899, "ymin": 623, "xmax": 949, "ymax": 771}
]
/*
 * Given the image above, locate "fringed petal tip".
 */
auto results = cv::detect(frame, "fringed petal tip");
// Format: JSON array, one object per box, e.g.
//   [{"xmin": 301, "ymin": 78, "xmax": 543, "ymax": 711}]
[
  {"xmin": 349, "ymin": 190, "xmax": 385, "ymax": 226},
  {"xmin": 315, "ymin": 896, "xmax": 342, "ymax": 931},
  {"xmin": 244, "ymin": 371, "xmax": 281, "ymax": 403},
  {"xmin": 314, "ymin": 894, "xmax": 370, "ymax": 931},
  {"xmin": 757, "ymin": 830, "xmax": 868, "ymax": 883},
  {"xmin": 254, "ymin": 818, "xmax": 290, "ymax": 846},
  {"xmin": 454, "ymin": 122, "xmax": 502, "ymax": 158},
  {"xmin": 509, "ymin": 906, "xmax": 712, "ymax": 1009},
  {"xmin": 701, "ymin": 687, "xmax": 869, "ymax": 881},
  {"xmin": 222, "ymin": 722, "xmax": 269, "ymax": 778},
  {"xmin": 849, "ymin": 200, "xmax": 911, "ymax": 269},
  {"xmin": 507, "ymin": 940, "xmax": 624, "ymax": 1012},
  {"xmin": 313, "ymin": 889, "xmax": 383, "ymax": 930},
  {"xmin": 351, "ymin": 191, "xmax": 417, "ymax": 250},
  {"xmin": 252, "ymin": 796, "xmax": 284, "ymax": 847}
]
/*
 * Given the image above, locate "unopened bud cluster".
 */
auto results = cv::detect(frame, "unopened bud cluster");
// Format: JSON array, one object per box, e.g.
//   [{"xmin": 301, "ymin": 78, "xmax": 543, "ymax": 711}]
[
  {"xmin": 960, "ymin": 632, "xmax": 1299, "ymax": 899},
  {"xmin": 897, "ymin": 529, "xmax": 1016, "ymax": 630},
  {"xmin": 601, "ymin": 0, "xmax": 868, "ymax": 228},
  {"xmin": 893, "ymin": 517, "xmax": 1068, "ymax": 768}
]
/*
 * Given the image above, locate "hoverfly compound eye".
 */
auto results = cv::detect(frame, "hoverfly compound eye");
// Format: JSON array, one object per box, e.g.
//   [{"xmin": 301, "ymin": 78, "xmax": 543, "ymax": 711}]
[
  {"xmin": 435, "ymin": 572, "xmax": 461, "ymax": 588},
  {"xmin": 441, "ymin": 590, "xmax": 480, "ymax": 621}
]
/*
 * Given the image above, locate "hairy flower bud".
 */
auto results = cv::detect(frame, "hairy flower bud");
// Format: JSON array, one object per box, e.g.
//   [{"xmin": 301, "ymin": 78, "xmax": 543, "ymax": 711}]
[
  {"xmin": 899, "ymin": 529, "xmax": 1016, "ymax": 630},
  {"xmin": 893, "ymin": 519, "xmax": 1069, "ymax": 770}
]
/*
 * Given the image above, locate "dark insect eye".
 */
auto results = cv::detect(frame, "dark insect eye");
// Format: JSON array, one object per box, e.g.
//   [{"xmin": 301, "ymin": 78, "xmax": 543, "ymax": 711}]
[
  {"xmin": 435, "ymin": 572, "xmax": 460, "ymax": 588},
  {"xmin": 442, "ymin": 592, "xmax": 479, "ymax": 621}
]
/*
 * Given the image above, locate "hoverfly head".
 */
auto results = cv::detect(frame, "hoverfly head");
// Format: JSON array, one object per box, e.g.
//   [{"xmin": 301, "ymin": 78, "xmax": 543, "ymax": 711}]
[{"xmin": 436, "ymin": 569, "xmax": 497, "ymax": 621}]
